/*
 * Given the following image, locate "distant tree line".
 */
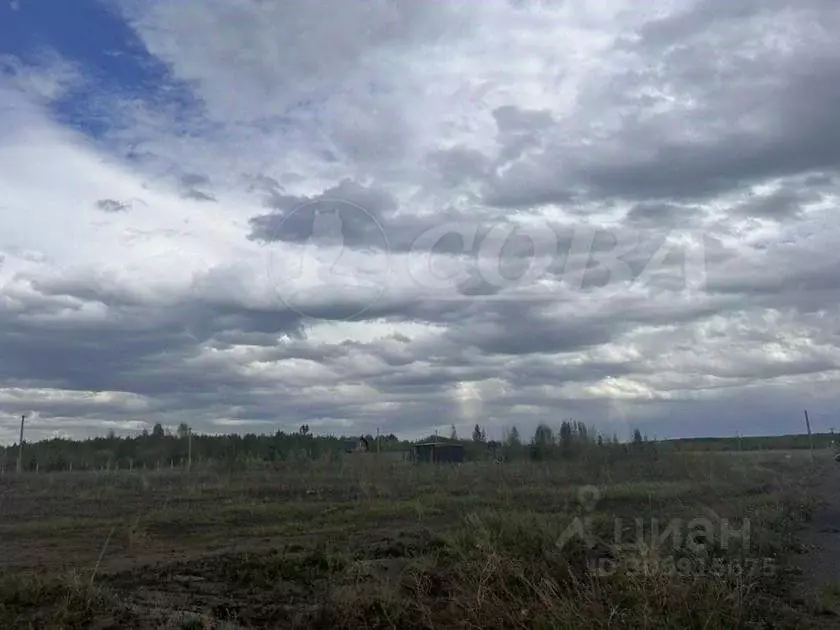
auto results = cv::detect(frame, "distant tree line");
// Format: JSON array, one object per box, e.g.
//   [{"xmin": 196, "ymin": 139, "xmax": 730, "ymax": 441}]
[
  {"xmin": 0, "ymin": 420, "xmax": 656, "ymax": 473},
  {"xmin": 0, "ymin": 422, "xmax": 407, "ymax": 473},
  {"xmin": 665, "ymin": 432, "xmax": 837, "ymax": 452}
]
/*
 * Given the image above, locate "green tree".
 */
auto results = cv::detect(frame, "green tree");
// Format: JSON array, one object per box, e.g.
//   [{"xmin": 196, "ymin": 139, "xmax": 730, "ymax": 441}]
[
  {"xmin": 472, "ymin": 424, "xmax": 485, "ymax": 442},
  {"xmin": 532, "ymin": 423, "xmax": 554, "ymax": 447},
  {"xmin": 506, "ymin": 425, "xmax": 521, "ymax": 447},
  {"xmin": 559, "ymin": 421, "xmax": 573, "ymax": 451},
  {"xmin": 530, "ymin": 423, "xmax": 555, "ymax": 461},
  {"xmin": 632, "ymin": 428, "xmax": 644, "ymax": 445}
]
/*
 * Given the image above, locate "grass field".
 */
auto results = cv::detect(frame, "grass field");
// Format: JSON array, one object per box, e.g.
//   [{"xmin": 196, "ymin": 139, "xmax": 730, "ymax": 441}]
[{"xmin": 0, "ymin": 447, "xmax": 830, "ymax": 628}]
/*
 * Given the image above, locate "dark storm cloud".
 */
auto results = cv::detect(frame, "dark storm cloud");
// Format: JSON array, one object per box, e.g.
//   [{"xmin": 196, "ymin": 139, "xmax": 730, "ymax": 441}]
[
  {"xmin": 436, "ymin": 293, "xmax": 734, "ymax": 359},
  {"xmin": 425, "ymin": 146, "xmax": 490, "ymax": 187},
  {"xmin": 0, "ymin": 309, "xmax": 194, "ymax": 392},
  {"xmin": 804, "ymin": 173, "xmax": 836, "ymax": 187},
  {"xmin": 95, "ymin": 199, "xmax": 131, "ymax": 213},
  {"xmin": 258, "ymin": 178, "xmax": 399, "ymax": 218},
  {"xmin": 735, "ymin": 189, "xmax": 819, "ymax": 220},
  {"xmin": 492, "ymin": 105, "xmax": 555, "ymax": 134},
  {"xmin": 460, "ymin": 318, "xmax": 616, "ymax": 356},
  {"xmin": 178, "ymin": 172, "xmax": 216, "ymax": 202},
  {"xmin": 249, "ymin": 178, "xmax": 711, "ymax": 283},
  {"xmin": 700, "ymin": 357, "xmax": 838, "ymax": 381},
  {"xmin": 31, "ymin": 274, "xmax": 150, "ymax": 309},
  {"xmin": 0, "ymin": 271, "xmax": 309, "ymax": 399},
  {"xmin": 371, "ymin": 368, "xmax": 494, "ymax": 393},
  {"xmin": 248, "ymin": 178, "xmax": 521, "ymax": 256},
  {"xmin": 624, "ymin": 203, "xmax": 705, "ymax": 227},
  {"xmin": 244, "ymin": 173, "xmax": 283, "ymax": 197},
  {"xmin": 492, "ymin": 105, "xmax": 555, "ymax": 164},
  {"xmin": 481, "ymin": 163, "xmax": 578, "ymax": 209},
  {"xmin": 247, "ymin": 178, "xmax": 396, "ymax": 248},
  {"xmin": 180, "ymin": 173, "xmax": 210, "ymax": 187},
  {"xmin": 456, "ymin": 270, "xmax": 503, "ymax": 298},
  {"xmin": 732, "ymin": 173, "xmax": 838, "ymax": 219},
  {"xmin": 182, "ymin": 189, "xmax": 217, "ymax": 202},
  {"xmin": 504, "ymin": 358, "xmax": 639, "ymax": 387},
  {"xmin": 707, "ymin": 254, "xmax": 840, "ymax": 300}
]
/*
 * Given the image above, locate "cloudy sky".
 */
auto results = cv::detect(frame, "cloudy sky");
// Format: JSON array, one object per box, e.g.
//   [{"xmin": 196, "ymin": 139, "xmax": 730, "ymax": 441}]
[{"xmin": 1, "ymin": 0, "xmax": 840, "ymax": 443}]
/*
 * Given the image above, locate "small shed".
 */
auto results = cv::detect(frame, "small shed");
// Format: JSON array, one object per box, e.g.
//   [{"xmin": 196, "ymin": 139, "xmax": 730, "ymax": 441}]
[{"xmin": 412, "ymin": 441, "xmax": 464, "ymax": 463}]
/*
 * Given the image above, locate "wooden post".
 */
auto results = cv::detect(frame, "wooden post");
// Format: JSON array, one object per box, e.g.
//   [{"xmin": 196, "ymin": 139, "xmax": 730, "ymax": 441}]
[
  {"xmin": 805, "ymin": 410, "xmax": 814, "ymax": 462},
  {"xmin": 16, "ymin": 414, "xmax": 25, "ymax": 473},
  {"xmin": 187, "ymin": 427, "xmax": 192, "ymax": 472},
  {"xmin": 376, "ymin": 427, "xmax": 380, "ymax": 456}
]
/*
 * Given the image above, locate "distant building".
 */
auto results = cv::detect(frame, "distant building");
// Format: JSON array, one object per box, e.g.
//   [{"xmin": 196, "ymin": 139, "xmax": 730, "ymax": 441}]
[
  {"xmin": 341, "ymin": 437, "xmax": 369, "ymax": 453},
  {"xmin": 412, "ymin": 441, "xmax": 464, "ymax": 463}
]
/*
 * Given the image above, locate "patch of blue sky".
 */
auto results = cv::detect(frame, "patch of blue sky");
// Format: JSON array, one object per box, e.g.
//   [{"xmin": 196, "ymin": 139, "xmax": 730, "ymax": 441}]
[{"xmin": 0, "ymin": 0, "xmax": 207, "ymax": 144}]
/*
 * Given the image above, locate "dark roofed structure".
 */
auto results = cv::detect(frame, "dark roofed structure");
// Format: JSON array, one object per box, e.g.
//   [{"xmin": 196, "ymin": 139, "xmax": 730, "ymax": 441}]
[{"xmin": 411, "ymin": 441, "xmax": 464, "ymax": 463}]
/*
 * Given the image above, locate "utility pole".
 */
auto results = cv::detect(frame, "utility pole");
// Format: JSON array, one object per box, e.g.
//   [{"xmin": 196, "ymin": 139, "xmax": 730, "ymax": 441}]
[
  {"xmin": 187, "ymin": 426, "xmax": 192, "ymax": 472},
  {"xmin": 16, "ymin": 414, "xmax": 26, "ymax": 473},
  {"xmin": 804, "ymin": 410, "xmax": 814, "ymax": 463}
]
